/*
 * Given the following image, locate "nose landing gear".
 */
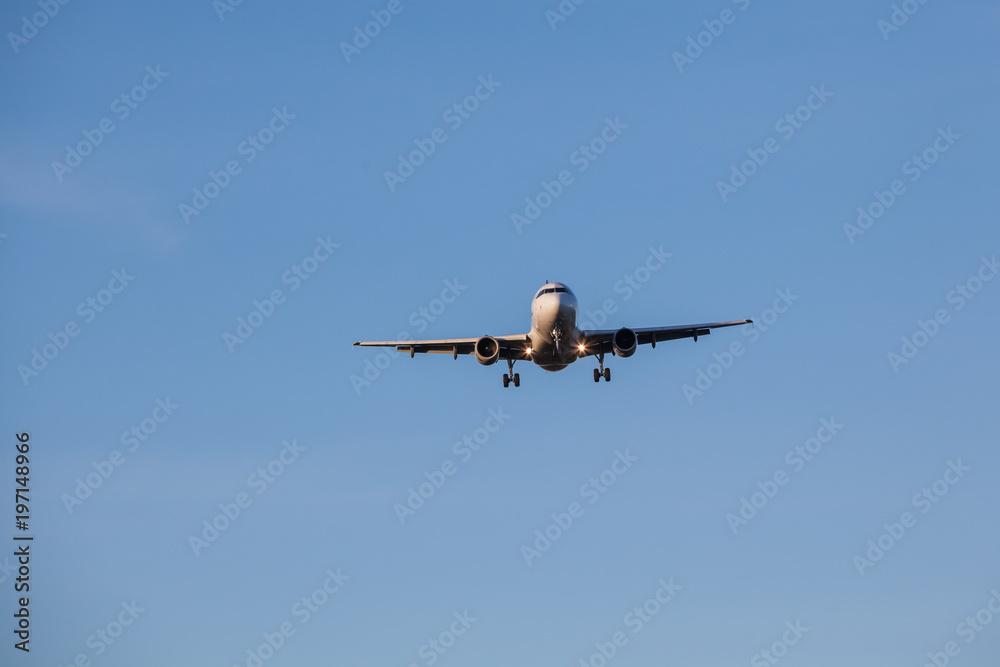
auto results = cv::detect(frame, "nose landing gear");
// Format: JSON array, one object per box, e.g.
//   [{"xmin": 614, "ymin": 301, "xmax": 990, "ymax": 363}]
[
  {"xmin": 551, "ymin": 328, "xmax": 562, "ymax": 357},
  {"xmin": 593, "ymin": 352, "xmax": 611, "ymax": 383}
]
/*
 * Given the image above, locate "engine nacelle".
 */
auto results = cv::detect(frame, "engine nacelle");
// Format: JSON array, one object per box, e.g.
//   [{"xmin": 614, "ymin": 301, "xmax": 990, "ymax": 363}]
[
  {"xmin": 475, "ymin": 336, "xmax": 500, "ymax": 366},
  {"xmin": 613, "ymin": 327, "xmax": 637, "ymax": 358}
]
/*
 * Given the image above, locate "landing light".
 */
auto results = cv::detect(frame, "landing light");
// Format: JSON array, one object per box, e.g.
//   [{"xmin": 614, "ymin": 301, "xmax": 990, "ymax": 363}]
[
  {"xmin": 578, "ymin": 344, "xmax": 586, "ymax": 351},
  {"xmin": 526, "ymin": 347, "xmax": 532, "ymax": 355}
]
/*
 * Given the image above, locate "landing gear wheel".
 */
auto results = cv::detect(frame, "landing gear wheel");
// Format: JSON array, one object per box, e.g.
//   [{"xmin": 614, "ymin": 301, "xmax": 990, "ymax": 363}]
[
  {"xmin": 594, "ymin": 351, "xmax": 609, "ymax": 384},
  {"xmin": 504, "ymin": 356, "xmax": 519, "ymax": 388}
]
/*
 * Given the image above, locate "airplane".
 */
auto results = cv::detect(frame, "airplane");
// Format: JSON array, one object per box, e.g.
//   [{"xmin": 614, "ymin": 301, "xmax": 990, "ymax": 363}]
[{"xmin": 354, "ymin": 282, "xmax": 752, "ymax": 387}]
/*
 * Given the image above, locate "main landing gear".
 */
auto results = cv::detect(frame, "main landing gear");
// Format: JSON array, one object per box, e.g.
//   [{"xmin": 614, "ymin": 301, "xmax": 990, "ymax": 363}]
[
  {"xmin": 503, "ymin": 357, "xmax": 520, "ymax": 388},
  {"xmin": 593, "ymin": 352, "xmax": 611, "ymax": 383}
]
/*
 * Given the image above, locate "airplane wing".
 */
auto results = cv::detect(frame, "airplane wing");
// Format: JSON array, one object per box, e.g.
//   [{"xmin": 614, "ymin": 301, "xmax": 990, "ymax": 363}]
[
  {"xmin": 579, "ymin": 319, "xmax": 752, "ymax": 356},
  {"xmin": 353, "ymin": 334, "xmax": 532, "ymax": 359}
]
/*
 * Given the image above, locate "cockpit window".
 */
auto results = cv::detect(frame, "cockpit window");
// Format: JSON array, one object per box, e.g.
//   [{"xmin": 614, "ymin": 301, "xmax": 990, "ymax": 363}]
[{"xmin": 554, "ymin": 287, "xmax": 566, "ymax": 293}]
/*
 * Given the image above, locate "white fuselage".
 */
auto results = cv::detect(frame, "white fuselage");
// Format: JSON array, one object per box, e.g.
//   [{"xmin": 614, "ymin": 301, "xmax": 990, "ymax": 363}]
[{"xmin": 528, "ymin": 283, "xmax": 581, "ymax": 371}]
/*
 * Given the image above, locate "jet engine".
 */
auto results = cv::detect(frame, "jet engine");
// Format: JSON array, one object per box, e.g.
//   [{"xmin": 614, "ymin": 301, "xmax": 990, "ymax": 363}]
[
  {"xmin": 613, "ymin": 327, "xmax": 637, "ymax": 358},
  {"xmin": 475, "ymin": 336, "xmax": 500, "ymax": 365}
]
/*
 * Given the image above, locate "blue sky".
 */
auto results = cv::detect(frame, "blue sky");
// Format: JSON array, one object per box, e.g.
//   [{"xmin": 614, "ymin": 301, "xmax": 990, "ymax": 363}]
[{"xmin": 2, "ymin": 1, "xmax": 999, "ymax": 665}]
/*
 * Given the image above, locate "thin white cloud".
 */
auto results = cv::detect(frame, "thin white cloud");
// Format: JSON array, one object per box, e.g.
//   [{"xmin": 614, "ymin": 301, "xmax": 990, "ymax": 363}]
[{"xmin": 0, "ymin": 150, "xmax": 184, "ymax": 252}]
